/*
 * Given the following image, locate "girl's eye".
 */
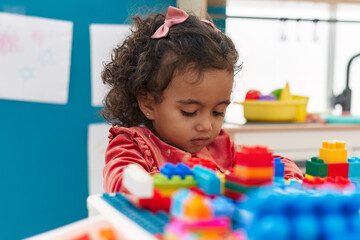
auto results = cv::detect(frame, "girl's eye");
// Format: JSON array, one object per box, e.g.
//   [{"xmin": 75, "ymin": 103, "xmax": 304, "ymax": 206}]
[
  {"xmin": 181, "ymin": 110, "xmax": 196, "ymax": 117},
  {"xmin": 213, "ymin": 111, "xmax": 224, "ymax": 117}
]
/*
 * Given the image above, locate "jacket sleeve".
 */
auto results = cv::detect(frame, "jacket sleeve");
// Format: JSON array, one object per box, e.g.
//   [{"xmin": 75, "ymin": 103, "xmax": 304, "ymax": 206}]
[
  {"xmin": 103, "ymin": 133, "xmax": 157, "ymax": 193},
  {"xmin": 274, "ymin": 155, "xmax": 303, "ymax": 180}
]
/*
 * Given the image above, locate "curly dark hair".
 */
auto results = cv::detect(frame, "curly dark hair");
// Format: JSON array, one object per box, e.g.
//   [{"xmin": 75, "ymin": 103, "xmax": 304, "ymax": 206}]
[{"xmin": 101, "ymin": 9, "xmax": 240, "ymax": 128}]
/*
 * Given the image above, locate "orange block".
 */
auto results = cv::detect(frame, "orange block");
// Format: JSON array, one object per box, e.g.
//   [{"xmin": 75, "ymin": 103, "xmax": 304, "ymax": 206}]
[
  {"xmin": 184, "ymin": 195, "xmax": 211, "ymax": 220},
  {"xmin": 233, "ymin": 165, "xmax": 273, "ymax": 178},
  {"xmin": 99, "ymin": 229, "xmax": 116, "ymax": 240},
  {"xmin": 319, "ymin": 140, "xmax": 347, "ymax": 164}
]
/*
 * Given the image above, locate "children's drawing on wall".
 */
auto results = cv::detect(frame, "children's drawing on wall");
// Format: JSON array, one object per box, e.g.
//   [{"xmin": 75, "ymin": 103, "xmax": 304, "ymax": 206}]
[
  {"xmin": 0, "ymin": 12, "xmax": 73, "ymax": 104},
  {"xmin": 90, "ymin": 24, "xmax": 131, "ymax": 106}
]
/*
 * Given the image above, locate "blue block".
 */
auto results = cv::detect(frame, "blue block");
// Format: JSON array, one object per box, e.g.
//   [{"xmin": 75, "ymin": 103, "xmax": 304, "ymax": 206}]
[
  {"xmin": 248, "ymin": 215, "xmax": 290, "ymax": 240},
  {"xmin": 170, "ymin": 189, "xmax": 191, "ymax": 218},
  {"xmin": 348, "ymin": 156, "xmax": 360, "ymax": 178},
  {"xmin": 351, "ymin": 178, "xmax": 360, "ymax": 192},
  {"xmin": 212, "ymin": 196, "xmax": 236, "ymax": 218},
  {"xmin": 292, "ymin": 214, "xmax": 320, "ymax": 240},
  {"xmin": 274, "ymin": 157, "xmax": 285, "ymax": 177},
  {"xmin": 160, "ymin": 163, "xmax": 193, "ymax": 179},
  {"xmin": 273, "ymin": 177, "xmax": 286, "ymax": 188},
  {"xmin": 239, "ymin": 187, "xmax": 360, "ymax": 240},
  {"xmin": 193, "ymin": 166, "xmax": 221, "ymax": 195},
  {"xmin": 101, "ymin": 193, "xmax": 169, "ymax": 234}
]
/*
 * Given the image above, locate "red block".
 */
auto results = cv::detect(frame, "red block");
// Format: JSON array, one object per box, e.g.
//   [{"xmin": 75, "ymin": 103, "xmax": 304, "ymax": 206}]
[
  {"xmin": 225, "ymin": 173, "xmax": 272, "ymax": 187},
  {"xmin": 327, "ymin": 163, "xmax": 349, "ymax": 178},
  {"xmin": 189, "ymin": 187, "xmax": 219, "ymax": 199},
  {"xmin": 302, "ymin": 177, "xmax": 325, "ymax": 188},
  {"xmin": 73, "ymin": 235, "xmax": 90, "ymax": 240},
  {"xmin": 138, "ymin": 190, "xmax": 171, "ymax": 213},
  {"xmin": 324, "ymin": 176, "xmax": 351, "ymax": 188},
  {"xmin": 303, "ymin": 176, "xmax": 352, "ymax": 189},
  {"xmin": 224, "ymin": 188, "xmax": 244, "ymax": 200},
  {"xmin": 235, "ymin": 146, "xmax": 274, "ymax": 167},
  {"xmin": 185, "ymin": 158, "xmax": 218, "ymax": 171}
]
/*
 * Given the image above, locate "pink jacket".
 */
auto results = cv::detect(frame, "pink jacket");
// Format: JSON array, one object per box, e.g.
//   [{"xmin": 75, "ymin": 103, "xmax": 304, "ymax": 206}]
[{"xmin": 103, "ymin": 126, "xmax": 303, "ymax": 193}]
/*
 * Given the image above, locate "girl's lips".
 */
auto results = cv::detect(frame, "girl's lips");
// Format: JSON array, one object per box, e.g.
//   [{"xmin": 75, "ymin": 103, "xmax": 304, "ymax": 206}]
[{"xmin": 191, "ymin": 138, "xmax": 210, "ymax": 146}]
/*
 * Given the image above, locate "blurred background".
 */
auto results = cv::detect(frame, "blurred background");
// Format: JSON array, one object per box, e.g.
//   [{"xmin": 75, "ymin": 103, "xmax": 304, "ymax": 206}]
[{"xmin": 1, "ymin": 0, "xmax": 360, "ymax": 239}]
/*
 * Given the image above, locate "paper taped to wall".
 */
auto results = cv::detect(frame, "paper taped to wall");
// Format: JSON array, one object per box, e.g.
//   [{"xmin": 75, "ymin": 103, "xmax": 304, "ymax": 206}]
[
  {"xmin": 0, "ymin": 12, "xmax": 73, "ymax": 104},
  {"xmin": 90, "ymin": 24, "xmax": 131, "ymax": 107}
]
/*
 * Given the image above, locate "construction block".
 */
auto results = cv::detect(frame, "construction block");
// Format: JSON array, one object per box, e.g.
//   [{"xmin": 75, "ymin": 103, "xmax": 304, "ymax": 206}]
[
  {"xmin": 304, "ymin": 174, "xmax": 316, "ymax": 180},
  {"xmin": 235, "ymin": 146, "xmax": 273, "ymax": 167},
  {"xmin": 212, "ymin": 196, "xmax": 236, "ymax": 218},
  {"xmin": 216, "ymin": 172, "xmax": 225, "ymax": 194},
  {"xmin": 123, "ymin": 164, "xmax": 153, "ymax": 198},
  {"xmin": 319, "ymin": 140, "xmax": 348, "ymax": 164},
  {"xmin": 242, "ymin": 188, "xmax": 360, "ymax": 240},
  {"xmin": 305, "ymin": 157, "xmax": 328, "ymax": 177},
  {"xmin": 170, "ymin": 189, "xmax": 192, "ymax": 219},
  {"xmin": 351, "ymin": 178, "xmax": 360, "ymax": 191},
  {"xmin": 302, "ymin": 177, "xmax": 325, "ymax": 188},
  {"xmin": 102, "ymin": 193, "xmax": 169, "ymax": 234},
  {"xmin": 138, "ymin": 189, "xmax": 171, "ymax": 213},
  {"xmin": 193, "ymin": 166, "xmax": 221, "ymax": 195},
  {"xmin": 99, "ymin": 229, "xmax": 116, "ymax": 240},
  {"xmin": 74, "ymin": 235, "xmax": 90, "ymax": 240},
  {"xmin": 324, "ymin": 176, "xmax": 353, "ymax": 189},
  {"xmin": 187, "ymin": 187, "xmax": 216, "ymax": 198},
  {"xmin": 327, "ymin": 163, "xmax": 349, "ymax": 178},
  {"xmin": 184, "ymin": 195, "xmax": 212, "ymax": 220},
  {"xmin": 273, "ymin": 177, "xmax": 286, "ymax": 186},
  {"xmin": 154, "ymin": 173, "xmax": 197, "ymax": 190},
  {"xmin": 273, "ymin": 157, "xmax": 285, "ymax": 178},
  {"xmin": 225, "ymin": 181, "xmax": 255, "ymax": 194},
  {"xmin": 164, "ymin": 218, "xmax": 231, "ymax": 240},
  {"xmin": 223, "ymin": 188, "xmax": 244, "ymax": 200},
  {"xmin": 233, "ymin": 165, "xmax": 273, "ymax": 179},
  {"xmin": 156, "ymin": 188, "xmax": 179, "ymax": 197},
  {"xmin": 348, "ymin": 156, "xmax": 360, "ymax": 178},
  {"xmin": 160, "ymin": 163, "xmax": 193, "ymax": 179},
  {"xmin": 225, "ymin": 173, "xmax": 272, "ymax": 187},
  {"xmin": 184, "ymin": 158, "xmax": 218, "ymax": 171}
]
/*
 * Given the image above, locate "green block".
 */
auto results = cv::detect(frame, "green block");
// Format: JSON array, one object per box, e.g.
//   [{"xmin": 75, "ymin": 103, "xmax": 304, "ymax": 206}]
[
  {"xmin": 225, "ymin": 181, "xmax": 255, "ymax": 194},
  {"xmin": 305, "ymin": 157, "xmax": 328, "ymax": 177},
  {"xmin": 154, "ymin": 174, "xmax": 197, "ymax": 189}
]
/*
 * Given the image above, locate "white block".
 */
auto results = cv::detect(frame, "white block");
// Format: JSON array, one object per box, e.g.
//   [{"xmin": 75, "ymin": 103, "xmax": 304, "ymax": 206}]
[{"xmin": 122, "ymin": 164, "xmax": 154, "ymax": 198}]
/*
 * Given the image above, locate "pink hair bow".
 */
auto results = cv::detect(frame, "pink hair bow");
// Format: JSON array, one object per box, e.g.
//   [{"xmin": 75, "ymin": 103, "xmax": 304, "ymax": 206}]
[{"xmin": 151, "ymin": 6, "xmax": 221, "ymax": 39}]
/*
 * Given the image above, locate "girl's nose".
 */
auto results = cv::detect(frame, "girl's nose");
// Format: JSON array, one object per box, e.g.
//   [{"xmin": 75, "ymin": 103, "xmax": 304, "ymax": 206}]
[{"xmin": 196, "ymin": 116, "xmax": 212, "ymax": 132}]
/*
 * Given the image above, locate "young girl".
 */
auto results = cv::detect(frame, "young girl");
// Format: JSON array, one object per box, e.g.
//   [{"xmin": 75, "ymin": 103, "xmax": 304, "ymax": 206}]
[{"xmin": 101, "ymin": 6, "xmax": 303, "ymax": 193}]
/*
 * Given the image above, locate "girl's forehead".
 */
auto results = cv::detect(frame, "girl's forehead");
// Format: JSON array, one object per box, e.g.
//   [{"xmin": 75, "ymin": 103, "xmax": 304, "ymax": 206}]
[{"xmin": 164, "ymin": 69, "xmax": 234, "ymax": 100}]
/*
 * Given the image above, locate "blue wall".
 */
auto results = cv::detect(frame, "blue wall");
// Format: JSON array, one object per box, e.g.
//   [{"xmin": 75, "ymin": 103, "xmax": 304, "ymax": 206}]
[{"xmin": 0, "ymin": 0, "xmax": 174, "ymax": 239}]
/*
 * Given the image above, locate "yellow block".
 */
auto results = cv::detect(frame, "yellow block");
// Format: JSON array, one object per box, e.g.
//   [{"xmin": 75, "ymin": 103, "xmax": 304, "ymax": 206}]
[
  {"xmin": 156, "ymin": 188, "xmax": 178, "ymax": 197},
  {"xmin": 304, "ymin": 174, "xmax": 315, "ymax": 180},
  {"xmin": 319, "ymin": 140, "xmax": 348, "ymax": 164},
  {"xmin": 216, "ymin": 172, "xmax": 225, "ymax": 194},
  {"xmin": 233, "ymin": 165, "xmax": 273, "ymax": 178},
  {"xmin": 280, "ymin": 82, "xmax": 292, "ymax": 101},
  {"xmin": 164, "ymin": 232, "xmax": 181, "ymax": 240}
]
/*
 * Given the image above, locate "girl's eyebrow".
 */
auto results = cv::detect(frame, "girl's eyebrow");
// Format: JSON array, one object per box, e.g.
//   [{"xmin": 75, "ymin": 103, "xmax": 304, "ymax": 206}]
[
  {"xmin": 177, "ymin": 99, "xmax": 201, "ymax": 105},
  {"xmin": 177, "ymin": 99, "xmax": 231, "ymax": 106}
]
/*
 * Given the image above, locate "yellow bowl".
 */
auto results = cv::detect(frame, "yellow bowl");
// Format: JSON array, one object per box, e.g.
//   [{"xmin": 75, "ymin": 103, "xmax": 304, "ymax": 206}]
[{"xmin": 237, "ymin": 95, "xmax": 309, "ymax": 122}]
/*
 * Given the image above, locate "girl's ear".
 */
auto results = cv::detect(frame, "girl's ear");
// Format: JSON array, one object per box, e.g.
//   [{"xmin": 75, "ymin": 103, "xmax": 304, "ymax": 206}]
[{"xmin": 137, "ymin": 92, "xmax": 156, "ymax": 120}]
